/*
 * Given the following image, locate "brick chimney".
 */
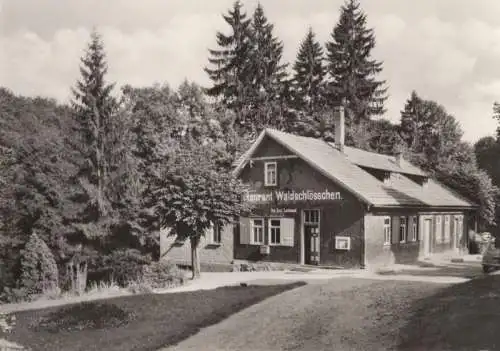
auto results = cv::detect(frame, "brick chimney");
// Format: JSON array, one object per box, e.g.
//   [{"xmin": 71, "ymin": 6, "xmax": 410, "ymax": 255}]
[{"xmin": 333, "ymin": 106, "xmax": 345, "ymax": 152}]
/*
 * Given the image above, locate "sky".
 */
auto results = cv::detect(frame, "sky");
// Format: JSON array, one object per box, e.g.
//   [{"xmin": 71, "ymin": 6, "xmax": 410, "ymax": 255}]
[{"xmin": 1, "ymin": 0, "xmax": 500, "ymax": 143}]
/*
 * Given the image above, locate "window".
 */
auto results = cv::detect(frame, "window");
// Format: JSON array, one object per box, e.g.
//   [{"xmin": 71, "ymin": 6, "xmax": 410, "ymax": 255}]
[
  {"xmin": 269, "ymin": 219, "xmax": 281, "ymax": 245},
  {"xmin": 444, "ymin": 215, "xmax": 451, "ymax": 243},
  {"xmin": 399, "ymin": 217, "xmax": 407, "ymax": 243},
  {"xmin": 304, "ymin": 209, "xmax": 320, "ymax": 224},
  {"xmin": 264, "ymin": 162, "xmax": 277, "ymax": 186},
  {"xmin": 209, "ymin": 222, "xmax": 222, "ymax": 244},
  {"xmin": 251, "ymin": 219, "xmax": 264, "ymax": 244},
  {"xmin": 383, "ymin": 216, "xmax": 392, "ymax": 245},
  {"xmin": 435, "ymin": 216, "xmax": 442, "ymax": 243},
  {"xmin": 410, "ymin": 216, "xmax": 418, "ymax": 242}
]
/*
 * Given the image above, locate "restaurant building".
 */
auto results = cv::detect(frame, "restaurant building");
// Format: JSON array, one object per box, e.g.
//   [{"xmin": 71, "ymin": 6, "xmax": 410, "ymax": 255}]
[
  {"xmin": 161, "ymin": 107, "xmax": 478, "ymax": 269},
  {"xmin": 231, "ymin": 107, "xmax": 478, "ymax": 268}
]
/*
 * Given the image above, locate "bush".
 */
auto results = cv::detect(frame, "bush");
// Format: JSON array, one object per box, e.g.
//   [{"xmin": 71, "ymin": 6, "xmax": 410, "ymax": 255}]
[
  {"xmin": 32, "ymin": 302, "xmax": 136, "ymax": 332},
  {"xmin": 142, "ymin": 261, "xmax": 185, "ymax": 289},
  {"xmin": 18, "ymin": 232, "xmax": 59, "ymax": 299},
  {"xmin": 95, "ymin": 249, "xmax": 152, "ymax": 287}
]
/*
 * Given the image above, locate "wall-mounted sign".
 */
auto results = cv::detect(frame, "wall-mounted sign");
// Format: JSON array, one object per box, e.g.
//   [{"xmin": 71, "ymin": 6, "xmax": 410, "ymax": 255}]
[
  {"xmin": 244, "ymin": 189, "xmax": 342, "ymax": 203},
  {"xmin": 270, "ymin": 208, "xmax": 298, "ymax": 214},
  {"xmin": 335, "ymin": 236, "xmax": 351, "ymax": 250}
]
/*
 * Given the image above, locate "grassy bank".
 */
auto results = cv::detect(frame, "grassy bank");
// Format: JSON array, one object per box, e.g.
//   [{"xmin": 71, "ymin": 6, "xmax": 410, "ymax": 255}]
[{"xmin": 1, "ymin": 282, "xmax": 306, "ymax": 351}]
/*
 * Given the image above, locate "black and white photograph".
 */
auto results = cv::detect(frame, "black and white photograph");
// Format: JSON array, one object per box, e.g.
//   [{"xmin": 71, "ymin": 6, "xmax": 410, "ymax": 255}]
[{"xmin": 1, "ymin": 0, "xmax": 500, "ymax": 350}]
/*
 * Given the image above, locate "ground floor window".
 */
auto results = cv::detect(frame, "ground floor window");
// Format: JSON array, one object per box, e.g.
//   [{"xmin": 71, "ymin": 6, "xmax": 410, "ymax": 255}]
[
  {"xmin": 435, "ymin": 216, "xmax": 442, "ymax": 244},
  {"xmin": 409, "ymin": 216, "xmax": 418, "ymax": 242},
  {"xmin": 251, "ymin": 219, "xmax": 264, "ymax": 244},
  {"xmin": 209, "ymin": 222, "xmax": 222, "ymax": 244},
  {"xmin": 269, "ymin": 219, "xmax": 281, "ymax": 245},
  {"xmin": 383, "ymin": 216, "xmax": 391, "ymax": 245},
  {"xmin": 399, "ymin": 217, "xmax": 407, "ymax": 243},
  {"xmin": 443, "ymin": 215, "xmax": 451, "ymax": 243}
]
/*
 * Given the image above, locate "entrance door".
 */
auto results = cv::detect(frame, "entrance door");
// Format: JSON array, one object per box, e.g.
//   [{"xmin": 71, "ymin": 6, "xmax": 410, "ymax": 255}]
[
  {"xmin": 423, "ymin": 218, "xmax": 432, "ymax": 257},
  {"xmin": 304, "ymin": 225, "xmax": 320, "ymax": 265}
]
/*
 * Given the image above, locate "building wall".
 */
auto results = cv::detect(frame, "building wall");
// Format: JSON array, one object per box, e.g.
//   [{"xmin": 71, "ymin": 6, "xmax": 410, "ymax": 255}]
[
  {"xmin": 235, "ymin": 135, "xmax": 366, "ymax": 267},
  {"xmin": 364, "ymin": 209, "xmax": 470, "ymax": 268},
  {"xmin": 160, "ymin": 225, "xmax": 234, "ymax": 266}
]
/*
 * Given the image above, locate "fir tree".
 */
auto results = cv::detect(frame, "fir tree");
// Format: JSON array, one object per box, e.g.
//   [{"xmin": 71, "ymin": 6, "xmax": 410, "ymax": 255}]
[
  {"xmin": 247, "ymin": 3, "xmax": 289, "ymax": 134},
  {"xmin": 71, "ymin": 30, "xmax": 117, "ymax": 220},
  {"xmin": 291, "ymin": 27, "xmax": 326, "ymax": 113},
  {"xmin": 325, "ymin": 0, "xmax": 387, "ymax": 123},
  {"xmin": 205, "ymin": 1, "xmax": 253, "ymax": 126}
]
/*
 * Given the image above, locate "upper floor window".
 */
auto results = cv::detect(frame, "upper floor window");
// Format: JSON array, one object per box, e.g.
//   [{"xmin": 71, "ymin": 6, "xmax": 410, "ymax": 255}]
[{"xmin": 264, "ymin": 162, "xmax": 277, "ymax": 186}]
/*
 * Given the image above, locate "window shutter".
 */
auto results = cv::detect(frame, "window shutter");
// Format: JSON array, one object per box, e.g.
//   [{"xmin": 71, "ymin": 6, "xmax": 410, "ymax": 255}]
[
  {"xmin": 204, "ymin": 223, "xmax": 214, "ymax": 244},
  {"xmin": 222, "ymin": 223, "xmax": 233, "ymax": 242},
  {"xmin": 280, "ymin": 218, "xmax": 295, "ymax": 247},
  {"xmin": 239, "ymin": 217, "xmax": 251, "ymax": 245},
  {"xmin": 392, "ymin": 216, "xmax": 399, "ymax": 244}
]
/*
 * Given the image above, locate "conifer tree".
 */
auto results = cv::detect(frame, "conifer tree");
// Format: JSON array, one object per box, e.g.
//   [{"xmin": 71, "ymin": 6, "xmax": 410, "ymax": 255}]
[
  {"xmin": 325, "ymin": 0, "xmax": 387, "ymax": 123},
  {"xmin": 205, "ymin": 1, "xmax": 253, "ymax": 127},
  {"xmin": 291, "ymin": 28, "xmax": 326, "ymax": 113},
  {"xmin": 72, "ymin": 30, "xmax": 116, "ymax": 221},
  {"xmin": 247, "ymin": 3, "xmax": 289, "ymax": 133}
]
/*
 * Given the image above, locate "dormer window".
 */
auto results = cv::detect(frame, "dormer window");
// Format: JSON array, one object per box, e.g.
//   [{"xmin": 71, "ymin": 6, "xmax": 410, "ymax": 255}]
[{"xmin": 264, "ymin": 162, "xmax": 277, "ymax": 186}]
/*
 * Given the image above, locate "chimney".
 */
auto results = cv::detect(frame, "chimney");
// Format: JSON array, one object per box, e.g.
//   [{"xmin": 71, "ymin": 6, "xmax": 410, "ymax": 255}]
[
  {"xmin": 333, "ymin": 106, "xmax": 345, "ymax": 151},
  {"xmin": 394, "ymin": 152, "xmax": 403, "ymax": 167}
]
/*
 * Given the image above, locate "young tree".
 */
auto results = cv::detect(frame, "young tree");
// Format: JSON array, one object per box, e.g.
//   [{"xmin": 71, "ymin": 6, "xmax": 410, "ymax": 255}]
[
  {"xmin": 325, "ymin": 0, "xmax": 387, "ymax": 123},
  {"xmin": 152, "ymin": 138, "xmax": 250, "ymax": 278},
  {"xmin": 18, "ymin": 232, "xmax": 59, "ymax": 297},
  {"xmin": 291, "ymin": 27, "xmax": 326, "ymax": 114},
  {"xmin": 205, "ymin": 1, "xmax": 253, "ymax": 127}
]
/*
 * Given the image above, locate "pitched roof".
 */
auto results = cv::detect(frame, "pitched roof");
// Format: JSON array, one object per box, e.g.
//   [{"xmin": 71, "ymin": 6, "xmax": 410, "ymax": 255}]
[{"xmin": 234, "ymin": 128, "xmax": 477, "ymax": 209}]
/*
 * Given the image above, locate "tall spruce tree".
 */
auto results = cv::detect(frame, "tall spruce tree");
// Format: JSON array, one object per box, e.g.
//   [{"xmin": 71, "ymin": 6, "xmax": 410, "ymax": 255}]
[
  {"xmin": 205, "ymin": 1, "xmax": 253, "ymax": 128},
  {"xmin": 325, "ymin": 0, "xmax": 387, "ymax": 123},
  {"xmin": 71, "ymin": 30, "xmax": 117, "ymax": 240},
  {"xmin": 291, "ymin": 27, "xmax": 326, "ymax": 113},
  {"xmin": 248, "ymin": 3, "xmax": 289, "ymax": 133}
]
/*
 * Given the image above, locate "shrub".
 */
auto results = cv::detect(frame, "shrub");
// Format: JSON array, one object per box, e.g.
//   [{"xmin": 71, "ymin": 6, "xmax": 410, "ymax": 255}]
[
  {"xmin": 32, "ymin": 302, "xmax": 136, "ymax": 333},
  {"xmin": 18, "ymin": 232, "xmax": 59, "ymax": 299},
  {"xmin": 95, "ymin": 249, "xmax": 152, "ymax": 287},
  {"xmin": 126, "ymin": 279, "xmax": 154, "ymax": 294},
  {"xmin": 142, "ymin": 261, "xmax": 185, "ymax": 289},
  {"xmin": 0, "ymin": 312, "xmax": 15, "ymax": 333}
]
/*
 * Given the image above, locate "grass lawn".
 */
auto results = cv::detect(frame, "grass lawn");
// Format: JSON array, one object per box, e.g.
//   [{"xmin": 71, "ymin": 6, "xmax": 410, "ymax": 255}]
[
  {"xmin": 398, "ymin": 274, "xmax": 500, "ymax": 351},
  {"xmin": 0, "ymin": 281, "xmax": 306, "ymax": 351}
]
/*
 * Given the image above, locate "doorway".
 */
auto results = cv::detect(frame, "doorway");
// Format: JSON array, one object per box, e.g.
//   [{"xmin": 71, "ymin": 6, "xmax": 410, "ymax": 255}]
[
  {"xmin": 304, "ymin": 225, "xmax": 320, "ymax": 265},
  {"xmin": 423, "ymin": 218, "xmax": 432, "ymax": 257},
  {"xmin": 303, "ymin": 209, "xmax": 320, "ymax": 265}
]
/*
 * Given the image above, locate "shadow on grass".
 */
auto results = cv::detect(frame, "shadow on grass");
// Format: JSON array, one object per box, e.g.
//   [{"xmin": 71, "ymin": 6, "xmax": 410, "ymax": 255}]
[
  {"xmin": 0, "ymin": 282, "xmax": 306, "ymax": 351},
  {"xmin": 398, "ymin": 275, "xmax": 500, "ymax": 351}
]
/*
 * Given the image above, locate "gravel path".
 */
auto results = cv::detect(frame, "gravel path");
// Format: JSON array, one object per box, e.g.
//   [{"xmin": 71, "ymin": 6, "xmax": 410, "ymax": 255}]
[{"xmin": 163, "ymin": 277, "xmax": 447, "ymax": 351}]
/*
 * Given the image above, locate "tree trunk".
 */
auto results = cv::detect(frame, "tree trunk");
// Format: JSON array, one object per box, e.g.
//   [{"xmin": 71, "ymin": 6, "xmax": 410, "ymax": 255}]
[{"xmin": 190, "ymin": 236, "xmax": 201, "ymax": 279}]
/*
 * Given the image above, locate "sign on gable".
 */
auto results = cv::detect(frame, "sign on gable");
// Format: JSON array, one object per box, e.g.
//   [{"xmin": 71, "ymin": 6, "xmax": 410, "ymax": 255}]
[{"xmin": 243, "ymin": 189, "xmax": 343, "ymax": 203}]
